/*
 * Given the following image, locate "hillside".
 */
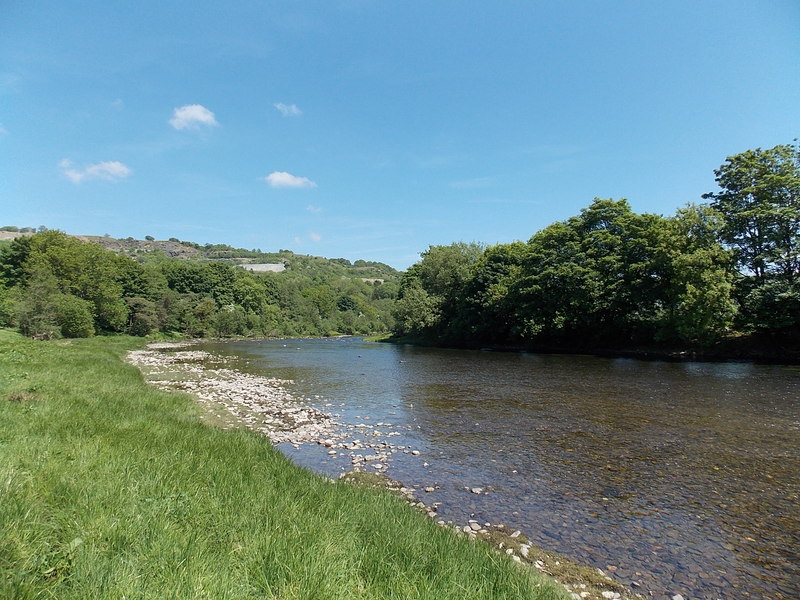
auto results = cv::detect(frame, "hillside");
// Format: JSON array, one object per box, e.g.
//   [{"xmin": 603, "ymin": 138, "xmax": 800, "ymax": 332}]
[{"xmin": 0, "ymin": 228, "xmax": 400, "ymax": 280}]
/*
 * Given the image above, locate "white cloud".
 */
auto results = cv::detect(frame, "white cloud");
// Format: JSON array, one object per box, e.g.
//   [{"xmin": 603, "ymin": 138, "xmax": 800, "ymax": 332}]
[
  {"xmin": 309, "ymin": 231, "xmax": 322, "ymax": 242},
  {"xmin": 274, "ymin": 102, "xmax": 302, "ymax": 117},
  {"xmin": 264, "ymin": 171, "xmax": 317, "ymax": 189},
  {"xmin": 169, "ymin": 104, "xmax": 218, "ymax": 130},
  {"xmin": 60, "ymin": 159, "xmax": 132, "ymax": 183},
  {"xmin": 306, "ymin": 204, "xmax": 322, "ymax": 213}
]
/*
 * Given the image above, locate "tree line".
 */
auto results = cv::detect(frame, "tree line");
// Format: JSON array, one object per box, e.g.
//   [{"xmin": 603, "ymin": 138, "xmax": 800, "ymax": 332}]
[
  {"xmin": 392, "ymin": 142, "xmax": 799, "ymax": 350},
  {"xmin": 0, "ymin": 233, "xmax": 399, "ymax": 339},
  {"xmin": 2, "ymin": 142, "xmax": 796, "ymax": 350}
]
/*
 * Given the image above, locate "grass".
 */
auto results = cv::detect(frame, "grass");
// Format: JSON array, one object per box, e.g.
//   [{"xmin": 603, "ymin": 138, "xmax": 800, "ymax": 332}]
[{"xmin": 0, "ymin": 330, "xmax": 568, "ymax": 599}]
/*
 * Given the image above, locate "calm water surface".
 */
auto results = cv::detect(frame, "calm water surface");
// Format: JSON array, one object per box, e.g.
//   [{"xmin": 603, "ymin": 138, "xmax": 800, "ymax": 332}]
[{"xmin": 198, "ymin": 338, "xmax": 799, "ymax": 600}]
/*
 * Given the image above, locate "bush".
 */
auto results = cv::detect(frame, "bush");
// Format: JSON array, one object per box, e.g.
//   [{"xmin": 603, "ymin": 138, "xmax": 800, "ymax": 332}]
[
  {"xmin": 53, "ymin": 294, "xmax": 95, "ymax": 338},
  {"xmin": 125, "ymin": 297, "xmax": 160, "ymax": 336}
]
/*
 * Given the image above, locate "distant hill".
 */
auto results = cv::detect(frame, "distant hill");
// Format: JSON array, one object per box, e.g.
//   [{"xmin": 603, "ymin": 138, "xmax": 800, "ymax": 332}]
[{"xmin": 0, "ymin": 227, "xmax": 400, "ymax": 280}]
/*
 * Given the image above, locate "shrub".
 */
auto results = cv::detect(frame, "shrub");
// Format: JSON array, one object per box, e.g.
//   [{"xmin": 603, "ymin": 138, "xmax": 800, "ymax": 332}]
[{"xmin": 53, "ymin": 294, "xmax": 95, "ymax": 338}]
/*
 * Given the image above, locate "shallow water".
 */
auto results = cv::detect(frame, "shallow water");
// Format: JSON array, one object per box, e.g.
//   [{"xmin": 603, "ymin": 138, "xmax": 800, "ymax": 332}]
[{"xmin": 197, "ymin": 337, "xmax": 800, "ymax": 600}]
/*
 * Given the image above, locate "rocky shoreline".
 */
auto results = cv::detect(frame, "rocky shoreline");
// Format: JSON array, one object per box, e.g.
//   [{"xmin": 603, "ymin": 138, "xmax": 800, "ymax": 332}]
[{"xmin": 127, "ymin": 341, "xmax": 654, "ymax": 600}]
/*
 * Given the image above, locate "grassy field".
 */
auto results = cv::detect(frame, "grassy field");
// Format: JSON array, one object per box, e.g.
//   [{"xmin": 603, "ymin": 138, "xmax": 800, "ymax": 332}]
[{"xmin": 0, "ymin": 330, "xmax": 567, "ymax": 599}]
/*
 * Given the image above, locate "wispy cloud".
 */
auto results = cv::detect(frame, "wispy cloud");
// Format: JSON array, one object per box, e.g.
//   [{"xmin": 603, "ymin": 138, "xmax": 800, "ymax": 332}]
[
  {"xmin": 309, "ymin": 231, "xmax": 322, "ymax": 243},
  {"xmin": 449, "ymin": 176, "xmax": 493, "ymax": 189},
  {"xmin": 306, "ymin": 204, "xmax": 322, "ymax": 213},
  {"xmin": 0, "ymin": 124, "xmax": 7, "ymax": 135},
  {"xmin": 274, "ymin": 102, "xmax": 302, "ymax": 117},
  {"xmin": 169, "ymin": 104, "xmax": 218, "ymax": 130},
  {"xmin": 60, "ymin": 159, "xmax": 132, "ymax": 183},
  {"xmin": 264, "ymin": 171, "xmax": 317, "ymax": 189}
]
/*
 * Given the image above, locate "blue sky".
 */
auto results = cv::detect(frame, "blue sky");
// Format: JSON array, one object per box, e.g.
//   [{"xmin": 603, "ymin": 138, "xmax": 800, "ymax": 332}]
[{"xmin": 2, "ymin": 1, "xmax": 798, "ymax": 269}]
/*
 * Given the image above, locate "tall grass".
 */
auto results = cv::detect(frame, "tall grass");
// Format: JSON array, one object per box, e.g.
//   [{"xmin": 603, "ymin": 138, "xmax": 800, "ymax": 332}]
[{"xmin": 0, "ymin": 331, "xmax": 567, "ymax": 599}]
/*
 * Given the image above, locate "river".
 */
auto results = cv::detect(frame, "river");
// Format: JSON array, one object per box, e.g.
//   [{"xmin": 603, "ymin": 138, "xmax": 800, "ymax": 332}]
[{"xmin": 196, "ymin": 337, "xmax": 799, "ymax": 600}]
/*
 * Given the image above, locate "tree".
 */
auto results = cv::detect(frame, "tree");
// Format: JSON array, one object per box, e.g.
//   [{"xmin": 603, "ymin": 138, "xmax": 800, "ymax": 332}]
[
  {"xmin": 15, "ymin": 265, "xmax": 62, "ymax": 339},
  {"xmin": 391, "ymin": 281, "xmax": 441, "ymax": 336},
  {"xmin": 703, "ymin": 142, "xmax": 799, "ymax": 282},
  {"xmin": 394, "ymin": 242, "xmax": 483, "ymax": 338},
  {"xmin": 656, "ymin": 205, "xmax": 737, "ymax": 343},
  {"xmin": 703, "ymin": 142, "xmax": 800, "ymax": 334},
  {"xmin": 0, "ymin": 235, "xmax": 33, "ymax": 287},
  {"xmin": 456, "ymin": 242, "xmax": 526, "ymax": 342},
  {"xmin": 125, "ymin": 297, "xmax": 160, "ymax": 336},
  {"xmin": 53, "ymin": 294, "xmax": 95, "ymax": 338}
]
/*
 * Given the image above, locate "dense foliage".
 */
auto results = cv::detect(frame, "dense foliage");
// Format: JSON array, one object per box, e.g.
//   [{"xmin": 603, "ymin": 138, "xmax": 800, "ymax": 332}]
[
  {"xmin": 3, "ymin": 142, "xmax": 797, "ymax": 349},
  {"xmin": 0, "ymin": 233, "xmax": 399, "ymax": 339},
  {"xmin": 393, "ymin": 142, "xmax": 799, "ymax": 349}
]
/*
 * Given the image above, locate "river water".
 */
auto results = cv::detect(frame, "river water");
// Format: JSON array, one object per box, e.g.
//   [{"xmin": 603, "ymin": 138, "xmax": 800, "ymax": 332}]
[{"xmin": 197, "ymin": 337, "xmax": 799, "ymax": 600}]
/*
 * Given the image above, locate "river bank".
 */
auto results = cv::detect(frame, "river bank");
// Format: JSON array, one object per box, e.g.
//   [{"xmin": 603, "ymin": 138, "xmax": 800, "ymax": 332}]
[
  {"xmin": 128, "ymin": 340, "xmax": 650, "ymax": 600},
  {"xmin": 0, "ymin": 330, "xmax": 568, "ymax": 600}
]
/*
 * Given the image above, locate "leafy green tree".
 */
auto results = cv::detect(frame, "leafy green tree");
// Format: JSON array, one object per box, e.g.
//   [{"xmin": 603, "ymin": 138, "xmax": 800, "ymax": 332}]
[
  {"xmin": 233, "ymin": 273, "xmax": 269, "ymax": 314},
  {"xmin": 22, "ymin": 231, "xmax": 129, "ymax": 332},
  {"xmin": 396, "ymin": 242, "xmax": 483, "ymax": 337},
  {"xmin": 214, "ymin": 305, "xmax": 249, "ymax": 337},
  {"xmin": 125, "ymin": 297, "xmax": 161, "ymax": 336},
  {"xmin": 0, "ymin": 235, "xmax": 33, "ymax": 288},
  {"xmin": 392, "ymin": 281, "xmax": 441, "ymax": 336},
  {"xmin": 0, "ymin": 285, "xmax": 15, "ymax": 327},
  {"xmin": 703, "ymin": 142, "xmax": 800, "ymax": 334},
  {"xmin": 703, "ymin": 142, "xmax": 799, "ymax": 281},
  {"xmin": 455, "ymin": 242, "xmax": 526, "ymax": 342},
  {"xmin": 656, "ymin": 205, "xmax": 737, "ymax": 343},
  {"xmin": 53, "ymin": 294, "xmax": 95, "ymax": 338},
  {"xmin": 507, "ymin": 200, "xmax": 666, "ymax": 344},
  {"xmin": 15, "ymin": 265, "xmax": 61, "ymax": 340}
]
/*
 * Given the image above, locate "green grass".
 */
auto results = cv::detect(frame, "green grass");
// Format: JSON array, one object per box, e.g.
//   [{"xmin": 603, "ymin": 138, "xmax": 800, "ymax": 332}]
[{"xmin": 0, "ymin": 330, "xmax": 567, "ymax": 599}]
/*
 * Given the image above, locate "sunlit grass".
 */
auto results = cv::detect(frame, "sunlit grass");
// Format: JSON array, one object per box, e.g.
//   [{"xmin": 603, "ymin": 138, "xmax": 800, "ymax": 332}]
[{"xmin": 0, "ymin": 330, "xmax": 567, "ymax": 599}]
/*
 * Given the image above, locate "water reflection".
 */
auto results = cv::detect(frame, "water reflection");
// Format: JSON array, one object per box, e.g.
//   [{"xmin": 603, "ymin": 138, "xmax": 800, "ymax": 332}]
[{"xmin": 198, "ymin": 338, "xmax": 799, "ymax": 600}]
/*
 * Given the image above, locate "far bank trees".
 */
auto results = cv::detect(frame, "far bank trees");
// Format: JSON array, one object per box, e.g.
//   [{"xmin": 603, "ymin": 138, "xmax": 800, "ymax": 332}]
[
  {"xmin": 393, "ymin": 142, "xmax": 799, "ymax": 348},
  {"xmin": 0, "ymin": 232, "xmax": 398, "ymax": 339}
]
